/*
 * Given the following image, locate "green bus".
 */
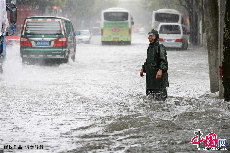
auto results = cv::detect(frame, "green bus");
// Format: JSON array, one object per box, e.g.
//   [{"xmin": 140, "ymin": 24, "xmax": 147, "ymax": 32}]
[{"xmin": 101, "ymin": 8, "xmax": 134, "ymax": 45}]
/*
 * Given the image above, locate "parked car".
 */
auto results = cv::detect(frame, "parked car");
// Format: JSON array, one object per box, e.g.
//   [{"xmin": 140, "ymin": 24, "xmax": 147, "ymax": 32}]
[
  {"xmin": 91, "ymin": 27, "xmax": 100, "ymax": 35},
  {"xmin": 139, "ymin": 27, "xmax": 146, "ymax": 34},
  {"xmin": 158, "ymin": 23, "xmax": 189, "ymax": 50},
  {"xmin": 133, "ymin": 25, "xmax": 140, "ymax": 33},
  {"xmin": 75, "ymin": 30, "xmax": 92, "ymax": 43},
  {"xmin": 20, "ymin": 16, "xmax": 76, "ymax": 63}
]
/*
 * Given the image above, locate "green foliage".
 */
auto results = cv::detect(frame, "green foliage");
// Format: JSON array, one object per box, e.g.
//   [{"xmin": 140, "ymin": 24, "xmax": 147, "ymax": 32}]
[
  {"xmin": 67, "ymin": 0, "xmax": 118, "ymax": 17},
  {"xmin": 15, "ymin": 0, "xmax": 118, "ymax": 27},
  {"xmin": 15, "ymin": 0, "xmax": 67, "ymax": 14},
  {"xmin": 15, "ymin": 0, "xmax": 117, "ymax": 12},
  {"xmin": 65, "ymin": 0, "xmax": 118, "ymax": 28},
  {"xmin": 16, "ymin": 0, "xmax": 67, "ymax": 9},
  {"xmin": 145, "ymin": 0, "xmax": 188, "ymax": 15}
]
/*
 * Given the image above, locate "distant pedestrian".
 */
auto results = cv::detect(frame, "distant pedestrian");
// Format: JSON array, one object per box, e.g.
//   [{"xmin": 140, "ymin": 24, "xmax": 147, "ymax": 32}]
[{"xmin": 140, "ymin": 29, "xmax": 169, "ymax": 101}]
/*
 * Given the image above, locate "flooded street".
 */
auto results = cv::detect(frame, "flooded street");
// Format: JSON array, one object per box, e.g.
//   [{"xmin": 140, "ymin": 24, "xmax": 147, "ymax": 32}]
[{"xmin": 0, "ymin": 34, "xmax": 229, "ymax": 152}]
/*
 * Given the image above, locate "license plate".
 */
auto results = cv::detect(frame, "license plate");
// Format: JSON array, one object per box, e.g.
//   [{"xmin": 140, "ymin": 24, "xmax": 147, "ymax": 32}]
[
  {"xmin": 36, "ymin": 41, "xmax": 50, "ymax": 46},
  {"xmin": 166, "ymin": 39, "xmax": 173, "ymax": 42},
  {"xmin": 113, "ymin": 38, "xmax": 119, "ymax": 41}
]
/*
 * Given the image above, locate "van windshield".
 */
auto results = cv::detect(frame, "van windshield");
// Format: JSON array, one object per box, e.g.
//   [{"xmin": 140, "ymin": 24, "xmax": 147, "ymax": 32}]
[
  {"xmin": 155, "ymin": 13, "xmax": 179, "ymax": 23},
  {"xmin": 25, "ymin": 20, "xmax": 62, "ymax": 35},
  {"xmin": 159, "ymin": 25, "xmax": 181, "ymax": 34},
  {"xmin": 104, "ymin": 12, "xmax": 128, "ymax": 21}
]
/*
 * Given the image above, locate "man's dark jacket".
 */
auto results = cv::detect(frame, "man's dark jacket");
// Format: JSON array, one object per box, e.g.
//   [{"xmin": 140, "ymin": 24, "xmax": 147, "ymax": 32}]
[{"xmin": 142, "ymin": 41, "xmax": 169, "ymax": 90}]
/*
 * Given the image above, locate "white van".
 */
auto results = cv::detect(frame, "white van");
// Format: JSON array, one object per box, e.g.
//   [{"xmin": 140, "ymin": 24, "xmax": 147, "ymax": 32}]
[{"xmin": 157, "ymin": 23, "xmax": 189, "ymax": 50}]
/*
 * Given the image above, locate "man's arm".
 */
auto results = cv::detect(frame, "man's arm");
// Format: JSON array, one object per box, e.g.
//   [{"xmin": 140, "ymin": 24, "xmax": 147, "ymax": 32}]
[
  {"xmin": 156, "ymin": 45, "xmax": 168, "ymax": 80},
  {"xmin": 158, "ymin": 45, "xmax": 168, "ymax": 72},
  {"xmin": 140, "ymin": 62, "xmax": 146, "ymax": 77}
]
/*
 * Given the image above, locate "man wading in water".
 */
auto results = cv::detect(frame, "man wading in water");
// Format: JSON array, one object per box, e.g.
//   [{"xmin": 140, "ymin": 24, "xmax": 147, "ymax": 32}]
[{"xmin": 140, "ymin": 29, "xmax": 169, "ymax": 101}]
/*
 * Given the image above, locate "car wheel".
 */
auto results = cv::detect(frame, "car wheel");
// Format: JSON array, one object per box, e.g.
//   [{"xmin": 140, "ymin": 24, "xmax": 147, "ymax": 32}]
[
  {"xmin": 22, "ymin": 58, "xmax": 27, "ymax": 64},
  {"xmin": 185, "ymin": 42, "xmax": 188, "ymax": 50},
  {"xmin": 182, "ymin": 41, "xmax": 188, "ymax": 50},
  {"xmin": 63, "ymin": 55, "xmax": 69, "ymax": 63},
  {"xmin": 182, "ymin": 42, "xmax": 187, "ymax": 50}
]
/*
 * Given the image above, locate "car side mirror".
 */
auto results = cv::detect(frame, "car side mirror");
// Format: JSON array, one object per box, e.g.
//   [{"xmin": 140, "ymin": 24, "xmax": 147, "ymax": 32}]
[{"xmin": 10, "ymin": 6, "xmax": 17, "ymax": 24}]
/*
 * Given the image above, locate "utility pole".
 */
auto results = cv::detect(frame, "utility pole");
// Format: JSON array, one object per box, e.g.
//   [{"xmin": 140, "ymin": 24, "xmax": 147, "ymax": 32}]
[{"xmin": 204, "ymin": 0, "xmax": 219, "ymax": 93}]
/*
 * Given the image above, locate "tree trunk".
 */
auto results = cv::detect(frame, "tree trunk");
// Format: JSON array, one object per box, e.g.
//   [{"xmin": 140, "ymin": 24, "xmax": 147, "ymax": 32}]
[
  {"xmin": 187, "ymin": 0, "xmax": 199, "ymax": 45},
  {"xmin": 187, "ymin": 0, "xmax": 193, "ymax": 44},
  {"xmin": 204, "ymin": 0, "xmax": 219, "ymax": 93},
  {"xmin": 192, "ymin": 0, "xmax": 199, "ymax": 45},
  {"xmin": 218, "ymin": 0, "xmax": 226, "ymax": 98},
  {"xmin": 223, "ymin": 0, "xmax": 230, "ymax": 101}
]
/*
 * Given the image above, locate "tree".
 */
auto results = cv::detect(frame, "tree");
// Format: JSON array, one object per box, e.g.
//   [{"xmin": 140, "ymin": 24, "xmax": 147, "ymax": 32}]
[
  {"xmin": 223, "ymin": 0, "xmax": 230, "ymax": 101},
  {"xmin": 15, "ymin": 0, "xmax": 67, "ymax": 14},
  {"xmin": 65, "ymin": 0, "xmax": 118, "ymax": 29},
  {"xmin": 179, "ymin": 0, "xmax": 205, "ymax": 45},
  {"xmin": 204, "ymin": 0, "xmax": 219, "ymax": 93}
]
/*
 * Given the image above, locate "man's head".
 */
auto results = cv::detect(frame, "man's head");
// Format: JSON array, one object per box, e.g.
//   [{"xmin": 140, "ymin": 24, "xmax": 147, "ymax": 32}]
[
  {"xmin": 148, "ymin": 32, "xmax": 155, "ymax": 43},
  {"xmin": 148, "ymin": 29, "xmax": 159, "ymax": 43}
]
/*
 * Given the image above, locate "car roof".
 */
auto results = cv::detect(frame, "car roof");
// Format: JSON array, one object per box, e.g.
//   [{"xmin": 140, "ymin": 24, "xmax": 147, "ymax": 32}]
[{"xmin": 25, "ymin": 16, "xmax": 71, "ymax": 21}]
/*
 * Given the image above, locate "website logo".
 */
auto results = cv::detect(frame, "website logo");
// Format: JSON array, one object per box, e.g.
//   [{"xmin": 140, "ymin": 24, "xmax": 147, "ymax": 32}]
[{"xmin": 191, "ymin": 130, "xmax": 227, "ymax": 151}]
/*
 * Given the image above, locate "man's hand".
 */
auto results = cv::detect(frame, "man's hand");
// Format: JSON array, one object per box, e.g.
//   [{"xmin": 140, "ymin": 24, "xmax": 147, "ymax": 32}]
[
  {"xmin": 140, "ymin": 68, "xmax": 144, "ymax": 77},
  {"xmin": 156, "ymin": 69, "xmax": 162, "ymax": 80}
]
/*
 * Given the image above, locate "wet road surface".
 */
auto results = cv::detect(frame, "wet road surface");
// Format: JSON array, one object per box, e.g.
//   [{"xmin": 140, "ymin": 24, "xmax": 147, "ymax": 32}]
[{"xmin": 0, "ymin": 34, "xmax": 229, "ymax": 152}]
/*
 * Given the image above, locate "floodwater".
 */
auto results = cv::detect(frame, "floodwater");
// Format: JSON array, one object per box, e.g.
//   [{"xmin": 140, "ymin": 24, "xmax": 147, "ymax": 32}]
[{"xmin": 0, "ymin": 34, "xmax": 229, "ymax": 153}]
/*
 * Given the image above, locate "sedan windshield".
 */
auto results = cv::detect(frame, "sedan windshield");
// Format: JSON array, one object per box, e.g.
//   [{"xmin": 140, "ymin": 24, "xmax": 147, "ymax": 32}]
[
  {"xmin": 80, "ymin": 30, "xmax": 90, "ymax": 35},
  {"xmin": 159, "ymin": 25, "xmax": 181, "ymax": 34},
  {"xmin": 25, "ymin": 20, "xmax": 62, "ymax": 35}
]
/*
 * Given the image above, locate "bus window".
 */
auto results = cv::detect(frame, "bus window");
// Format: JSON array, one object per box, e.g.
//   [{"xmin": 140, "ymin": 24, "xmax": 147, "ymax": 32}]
[
  {"xmin": 155, "ymin": 13, "xmax": 179, "ymax": 23},
  {"xmin": 104, "ymin": 12, "xmax": 128, "ymax": 21}
]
